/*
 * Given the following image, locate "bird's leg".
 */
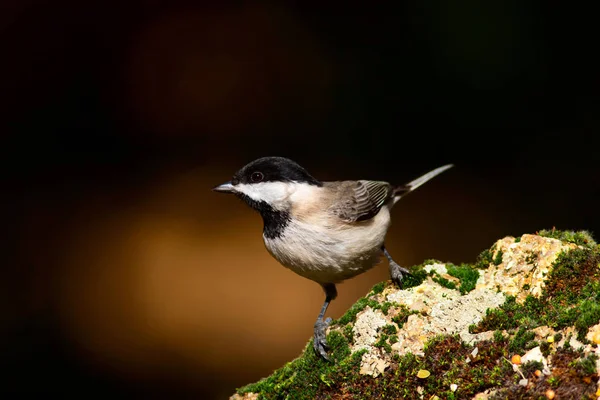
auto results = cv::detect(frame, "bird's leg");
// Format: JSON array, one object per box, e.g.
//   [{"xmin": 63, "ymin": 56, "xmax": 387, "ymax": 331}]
[
  {"xmin": 382, "ymin": 244, "xmax": 412, "ymax": 288},
  {"xmin": 313, "ymin": 283, "xmax": 337, "ymax": 361}
]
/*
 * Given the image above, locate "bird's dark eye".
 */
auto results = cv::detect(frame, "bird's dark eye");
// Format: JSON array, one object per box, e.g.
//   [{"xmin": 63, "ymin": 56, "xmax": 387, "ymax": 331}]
[{"xmin": 250, "ymin": 171, "xmax": 264, "ymax": 182}]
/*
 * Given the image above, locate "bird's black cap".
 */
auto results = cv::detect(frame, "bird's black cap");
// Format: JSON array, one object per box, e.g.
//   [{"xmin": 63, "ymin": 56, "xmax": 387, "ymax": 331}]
[{"xmin": 231, "ymin": 157, "xmax": 322, "ymax": 186}]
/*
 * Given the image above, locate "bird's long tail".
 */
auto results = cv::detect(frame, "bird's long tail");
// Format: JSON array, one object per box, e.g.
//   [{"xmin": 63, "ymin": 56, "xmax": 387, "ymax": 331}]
[{"xmin": 393, "ymin": 164, "xmax": 454, "ymax": 203}]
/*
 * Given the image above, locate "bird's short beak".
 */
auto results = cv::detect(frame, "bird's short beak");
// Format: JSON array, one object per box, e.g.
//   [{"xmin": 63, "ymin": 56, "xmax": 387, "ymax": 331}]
[{"xmin": 212, "ymin": 181, "xmax": 236, "ymax": 194}]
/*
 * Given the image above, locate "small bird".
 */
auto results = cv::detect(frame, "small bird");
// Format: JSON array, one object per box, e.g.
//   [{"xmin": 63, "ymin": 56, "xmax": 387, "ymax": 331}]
[{"xmin": 213, "ymin": 157, "xmax": 453, "ymax": 360}]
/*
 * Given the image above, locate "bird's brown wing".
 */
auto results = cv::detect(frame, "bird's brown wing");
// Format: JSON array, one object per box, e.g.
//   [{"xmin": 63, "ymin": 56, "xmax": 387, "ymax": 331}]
[{"xmin": 328, "ymin": 180, "xmax": 394, "ymax": 223}]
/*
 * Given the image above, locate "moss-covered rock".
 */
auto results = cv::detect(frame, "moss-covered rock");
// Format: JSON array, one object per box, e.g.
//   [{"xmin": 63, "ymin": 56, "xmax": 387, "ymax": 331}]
[{"xmin": 232, "ymin": 230, "xmax": 600, "ymax": 400}]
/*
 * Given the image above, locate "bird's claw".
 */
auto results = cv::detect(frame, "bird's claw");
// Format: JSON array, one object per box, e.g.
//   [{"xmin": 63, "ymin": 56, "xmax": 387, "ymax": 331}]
[
  {"xmin": 389, "ymin": 261, "xmax": 412, "ymax": 289},
  {"xmin": 313, "ymin": 318, "xmax": 333, "ymax": 361}
]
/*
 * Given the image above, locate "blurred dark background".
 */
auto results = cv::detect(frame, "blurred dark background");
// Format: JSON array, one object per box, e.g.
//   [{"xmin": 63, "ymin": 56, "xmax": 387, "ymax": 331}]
[{"xmin": 2, "ymin": 1, "xmax": 599, "ymax": 398}]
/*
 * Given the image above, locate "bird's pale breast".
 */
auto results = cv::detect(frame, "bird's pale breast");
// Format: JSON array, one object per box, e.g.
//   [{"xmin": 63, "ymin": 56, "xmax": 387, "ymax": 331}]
[{"xmin": 263, "ymin": 207, "xmax": 392, "ymax": 284}]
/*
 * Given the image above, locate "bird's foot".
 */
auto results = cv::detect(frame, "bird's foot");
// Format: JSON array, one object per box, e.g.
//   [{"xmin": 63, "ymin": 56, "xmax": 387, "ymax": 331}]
[
  {"xmin": 389, "ymin": 261, "xmax": 412, "ymax": 288},
  {"xmin": 313, "ymin": 317, "xmax": 333, "ymax": 361}
]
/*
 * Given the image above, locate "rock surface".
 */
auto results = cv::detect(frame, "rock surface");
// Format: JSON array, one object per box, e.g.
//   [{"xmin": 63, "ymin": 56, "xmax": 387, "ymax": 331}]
[
  {"xmin": 232, "ymin": 231, "xmax": 600, "ymax": 400},
  {"xmin": 479, "ymin": 234, "xmax": 578, "ymax": 303}
]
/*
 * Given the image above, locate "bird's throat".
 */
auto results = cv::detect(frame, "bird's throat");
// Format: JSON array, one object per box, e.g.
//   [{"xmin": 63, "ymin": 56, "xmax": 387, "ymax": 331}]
[{"xmin": 236, "ymin": 193, "xmax": 290, "ymax": 239}]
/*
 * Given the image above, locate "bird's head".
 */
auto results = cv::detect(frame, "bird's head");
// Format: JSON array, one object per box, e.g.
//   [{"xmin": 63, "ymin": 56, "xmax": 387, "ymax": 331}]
[{"xmin": 212, "ymin": 156, "xmax": 322, "ymax": 212}]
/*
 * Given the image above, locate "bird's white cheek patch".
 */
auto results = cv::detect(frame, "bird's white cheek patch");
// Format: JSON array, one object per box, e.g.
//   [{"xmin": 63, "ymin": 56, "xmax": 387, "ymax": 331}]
[{"xmin": 235, "ymin": 182, "xmax": 292, "ymax": 206}]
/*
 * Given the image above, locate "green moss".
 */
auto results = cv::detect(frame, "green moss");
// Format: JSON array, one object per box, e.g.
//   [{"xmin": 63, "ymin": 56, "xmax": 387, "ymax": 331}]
[
  {"xmin": 538, "ymin": 228, "xmax": 597, "ymax": 248},
  {"xmin": 546, "ymin": 375, "xmax": 560, "ymax": 388},
  {"xmin": 401, "ymin": 267, "xmax": 427, "ymax": 289},
  {"xmin": 335, "ymin": 297, "xmax": 382, "ymax": 326},
  {"xmin": 431, "ymin": 274, "xmax": 457, "ymax": 290},
  {"xmin": 508, "ymin": 327, "xmax": 536, "ymax": 353},
  {"xmin": 446, "ymin": 263, "xmax": 480, "ymax": 294},
  {"xmin": 521, "ymin": 360, "xmax": 544, "ymax": 376},
  {"xmin": 475, "ymin": 245, "xmax": 495, "ymax": 269},
  {"xmin": 333, "ymin": 296, "xmax": 400, "ymax": 326},
  {"xmin": 372, "ymin": 326, "xmax": 399, "ymax": 354},
  {"xmin": 236, "ymin": 330, "xmax": 357, "ymax": 399},
  {"xmin": 342, "ymin": 324, "xmax": 354, "ymax": 343},
  {"xmin": 540, "ymin": 340, "xmax": 551, "ymax": 357},
  {"xmin": 334, "ymin": 297, "xmax": 372, "ymax": 326},
  {"xmin": 553, "ymin": 332, "xmax": 563, "ymax": 343},
  {"xmin": 575, "ymin": 354, "xmax": 599, "ymax": 376},
  {"xmin": 381, "ymin": 324, "xmax": 397, "ymax": 335},
  {"xmin": 379, "ymin": 301, "xmax": 396, "ymax": 315},
  {"xmin": 422, "ymin": 258, "xmax": 444, "ymax": 266},
  {"xmin": 493, "ymin": 330, "xmax": 506, "ymax": 343},
  {"xmin": 493, "ymin": 249, "xmax": 504, "ymax": 266},
  {"xmin": 574, "ymin": 300, "xmax": 600, "ymax": 342},
  {"xmin": 373, "ymin": 334, "xmax": 392, "ymax": 353},
  {"xmin": 369, "ymin": 282, "xmax": 385, "ymax": 295}
]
